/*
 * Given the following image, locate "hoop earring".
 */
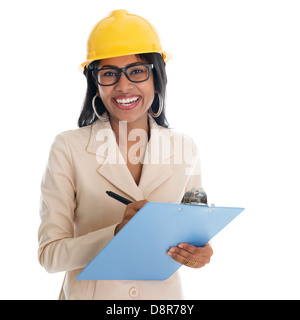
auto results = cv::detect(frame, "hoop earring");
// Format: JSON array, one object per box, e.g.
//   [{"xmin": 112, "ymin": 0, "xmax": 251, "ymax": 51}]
[
  {"xmin": 149, "ymin": 93, "xmax": 163, "ymax": 118},
  {"xmin": 92, "ymin": 94, "xmax": 110, "ymax": 122}
]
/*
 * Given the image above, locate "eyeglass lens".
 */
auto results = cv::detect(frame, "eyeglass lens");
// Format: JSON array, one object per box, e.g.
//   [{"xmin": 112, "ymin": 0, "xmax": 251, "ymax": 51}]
[{"xmin": 97, "ymin": 65, "xmax": 150, "ymax": 85}]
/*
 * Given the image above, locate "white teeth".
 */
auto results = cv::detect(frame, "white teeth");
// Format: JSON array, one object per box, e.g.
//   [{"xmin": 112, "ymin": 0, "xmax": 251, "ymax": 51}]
[{"xmin": 115, "ymin": 97, "xmax": 139, "ymax": 105}]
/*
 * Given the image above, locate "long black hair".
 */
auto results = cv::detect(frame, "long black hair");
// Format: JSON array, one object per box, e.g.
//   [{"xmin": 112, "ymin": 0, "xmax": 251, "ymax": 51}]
[{"xmin": 78, "ymin": 53, "xmax": 169, "ymax": 128}]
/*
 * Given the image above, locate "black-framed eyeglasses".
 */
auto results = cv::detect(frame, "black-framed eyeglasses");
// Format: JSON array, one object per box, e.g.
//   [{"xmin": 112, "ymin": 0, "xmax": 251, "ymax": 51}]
[{"xmin": 92, "ymin": 63, "xmax": 154, "ymax": 86}]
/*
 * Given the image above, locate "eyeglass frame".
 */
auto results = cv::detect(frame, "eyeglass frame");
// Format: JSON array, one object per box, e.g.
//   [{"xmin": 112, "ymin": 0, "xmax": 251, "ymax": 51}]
[{"xmin": 92, "ymin": 63, "xmax": 154, "ymax": 86}]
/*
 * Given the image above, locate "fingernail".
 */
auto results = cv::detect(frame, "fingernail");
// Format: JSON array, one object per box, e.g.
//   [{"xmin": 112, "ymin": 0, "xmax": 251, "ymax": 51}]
[
  {"xmin": 167, "ymin": 251, "xmax": 172, "ymax": 256},
  {"xmin": 170, "ymin": 248, "xmax": 176, "ymax": 252},
  {"xmin": 178, "ymin": 243, "xmax": 184, "ymax": 248}
]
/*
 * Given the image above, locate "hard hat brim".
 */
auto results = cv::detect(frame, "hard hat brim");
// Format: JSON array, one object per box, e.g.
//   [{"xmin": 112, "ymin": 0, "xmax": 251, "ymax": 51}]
[{"xmin": 79, "ymin": 50, "xmax": 171, "ymax": 72}]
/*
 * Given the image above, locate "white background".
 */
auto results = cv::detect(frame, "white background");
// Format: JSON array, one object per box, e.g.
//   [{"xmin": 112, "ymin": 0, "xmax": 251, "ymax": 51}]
[{"xmin": 0, "ymin": 0, "xmax": 299, "ymax": 300}]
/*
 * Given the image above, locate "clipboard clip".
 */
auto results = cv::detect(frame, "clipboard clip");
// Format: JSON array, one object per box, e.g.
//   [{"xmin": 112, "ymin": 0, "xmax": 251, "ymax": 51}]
[{"xmin": 181, "ymin": 187, "xmax": 208, "ymax": 206}]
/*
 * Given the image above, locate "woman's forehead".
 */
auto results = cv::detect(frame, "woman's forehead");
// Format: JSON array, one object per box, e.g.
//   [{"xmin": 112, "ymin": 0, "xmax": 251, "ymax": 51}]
[{"xmin": 99, "ymin": 55, "xmax": 144, "ymax": 68}]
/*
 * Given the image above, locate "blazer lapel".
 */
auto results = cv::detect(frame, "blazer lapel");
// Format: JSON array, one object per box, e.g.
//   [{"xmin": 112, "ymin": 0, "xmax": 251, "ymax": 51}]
[
  {"xmin": 138, "ymin": 116, "xmax": 174, "ymax": 199},
  {"xmin": 86, "ymin": 119, "xmax": 144, "ymax": 201},
  {"xmin": 86, "ymin": 115, "xmax": 174, "ymax": 201}
]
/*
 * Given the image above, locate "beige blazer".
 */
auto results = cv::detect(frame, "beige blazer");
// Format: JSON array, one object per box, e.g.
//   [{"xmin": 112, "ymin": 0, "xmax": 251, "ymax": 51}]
[{"xmin": 38, "ymin": 114, "xmax": 202, "ymax": 300}]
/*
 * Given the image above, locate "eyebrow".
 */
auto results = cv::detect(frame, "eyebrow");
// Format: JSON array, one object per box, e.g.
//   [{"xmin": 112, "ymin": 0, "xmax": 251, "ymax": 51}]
[{"xmin": 100, "ymin": 62, "xmax": 145, "ymax": 69}]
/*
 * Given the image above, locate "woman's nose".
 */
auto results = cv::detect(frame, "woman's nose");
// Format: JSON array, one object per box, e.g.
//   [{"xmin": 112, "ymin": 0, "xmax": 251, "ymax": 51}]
[{"xmin": 114, "ymin": 72, "xmax": 134, "ymax": 91}]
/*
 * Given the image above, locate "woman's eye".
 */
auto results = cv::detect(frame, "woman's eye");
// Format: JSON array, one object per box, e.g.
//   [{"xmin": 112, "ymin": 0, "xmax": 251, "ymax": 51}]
[
  {"xmin": 103, "ymin": 71, "xmax": 117, "ymax": 77},
  {"xmin": 130, "ymin": 68, "xmax": 144, "ymax": 75}
]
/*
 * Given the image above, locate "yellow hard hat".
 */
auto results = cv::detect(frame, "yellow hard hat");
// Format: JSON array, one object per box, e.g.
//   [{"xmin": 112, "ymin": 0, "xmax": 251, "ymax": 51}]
[{"xmin": 81, "ymin": 9, "xmax": 170, "ymax": 70}]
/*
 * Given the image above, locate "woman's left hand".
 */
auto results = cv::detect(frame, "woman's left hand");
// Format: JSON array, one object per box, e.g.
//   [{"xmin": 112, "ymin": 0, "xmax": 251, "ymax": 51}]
[{"xmin": 167, "ymin": 242, "xmax": 213, "ymax": 269}]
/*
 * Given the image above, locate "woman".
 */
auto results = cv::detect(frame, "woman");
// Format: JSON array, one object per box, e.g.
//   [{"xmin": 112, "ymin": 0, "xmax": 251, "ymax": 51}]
[{"xmin": 38, "ymin": 9, "xmax": 213, "ymax": 300}]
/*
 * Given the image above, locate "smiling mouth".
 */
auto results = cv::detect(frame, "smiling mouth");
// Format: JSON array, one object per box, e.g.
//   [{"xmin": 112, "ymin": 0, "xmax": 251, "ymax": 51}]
[{"xmin": 113, "ymin": 96, "xmax": 141, "ymax": 110}]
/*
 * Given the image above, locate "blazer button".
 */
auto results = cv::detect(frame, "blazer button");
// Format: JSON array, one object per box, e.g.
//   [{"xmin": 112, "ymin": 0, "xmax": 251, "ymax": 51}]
[{"xmin": 129, "ymin": 287, "xmax": 139, "ymax": 298}]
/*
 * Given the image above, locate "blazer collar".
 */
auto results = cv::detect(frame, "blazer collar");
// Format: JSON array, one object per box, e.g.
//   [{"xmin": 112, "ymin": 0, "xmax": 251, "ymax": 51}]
[{"xmin": 86, "ymin": 114, "xmax": 174, "ymax": 201}]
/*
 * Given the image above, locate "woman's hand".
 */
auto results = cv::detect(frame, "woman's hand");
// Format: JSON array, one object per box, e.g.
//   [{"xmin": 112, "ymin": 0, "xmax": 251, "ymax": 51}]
[
  {"xmin": 114, "ymin": 200, "xmax": 148, "ymax": 235},
  {"xmin": 167, "ymin": 242, "xmax": 213, "ymax": 269}
]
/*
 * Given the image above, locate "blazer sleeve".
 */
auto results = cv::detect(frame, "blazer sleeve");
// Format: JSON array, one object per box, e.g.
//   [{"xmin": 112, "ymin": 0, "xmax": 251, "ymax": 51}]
[
  {"xmin": 183, "ymin": 141, "xmax": 212, "ymax": 247},
  {"xmin": 38, "ymin": 133, "xmax": 118, "ymax": 273},
  {"xmin": 184, "ymin": 140, "xmax": 204, "ymax": 193}
]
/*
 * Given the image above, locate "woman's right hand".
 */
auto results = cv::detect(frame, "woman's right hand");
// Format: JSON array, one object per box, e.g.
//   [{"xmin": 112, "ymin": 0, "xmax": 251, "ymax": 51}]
[{"xmin": 114, "ymin": 200, "xmax": 148, "ymax": 235}]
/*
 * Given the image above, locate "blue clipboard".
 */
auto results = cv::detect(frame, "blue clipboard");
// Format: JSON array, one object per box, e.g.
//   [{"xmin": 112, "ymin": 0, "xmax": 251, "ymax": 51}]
[{"xmin": 76, "ymin": 202, "xmax": 244, "ymax": 280}]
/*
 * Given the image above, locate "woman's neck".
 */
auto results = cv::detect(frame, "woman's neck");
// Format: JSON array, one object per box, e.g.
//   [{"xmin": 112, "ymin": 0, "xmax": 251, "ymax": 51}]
[
  {"xmin": 110, "ymin": 115, "xmax": 150, "ymax": 146},
  {"xmin": 109, "ymin": 115, "xmax": 150, "ymax": 165}
]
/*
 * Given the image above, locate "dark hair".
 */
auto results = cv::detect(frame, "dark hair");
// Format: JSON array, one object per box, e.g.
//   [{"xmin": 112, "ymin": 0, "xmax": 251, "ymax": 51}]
[{"xmin": 78, "ymin": 53, "xmax": 169, "ymax": 128}]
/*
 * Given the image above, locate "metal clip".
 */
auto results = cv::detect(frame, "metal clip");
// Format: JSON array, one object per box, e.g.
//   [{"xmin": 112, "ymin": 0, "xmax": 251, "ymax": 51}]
[{"xmin": 181, "ymin": 187, "xmax": 208, "ymax": 205}]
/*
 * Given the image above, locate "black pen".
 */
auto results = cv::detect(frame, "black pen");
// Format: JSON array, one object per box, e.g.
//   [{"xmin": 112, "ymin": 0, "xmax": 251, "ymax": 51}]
[{"xmin": 106, "ymin": 191, "xmax": 133, "ymax": 205}]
